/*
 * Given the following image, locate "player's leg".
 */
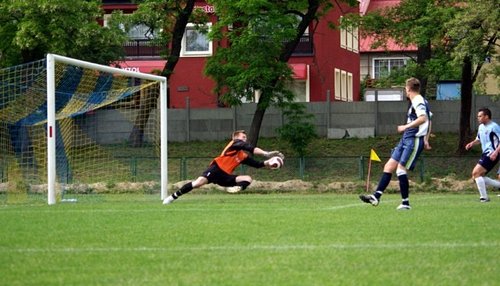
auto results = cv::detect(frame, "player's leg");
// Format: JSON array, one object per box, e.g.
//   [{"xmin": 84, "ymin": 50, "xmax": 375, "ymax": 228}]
[
  {"xmin": 497, "ymin": 170, "xmax": 500, "ymax": 196},
  {"xmin": 482, "ymin": 176, "xmax": 500, "ymax": 188},
  {"xmin": 163, "ymin": 165, "xmax": 215, "ymax": 205},
  {"xmin": 472, "ymin": 163, "xmax": 489, "ymax": 202},
  {"xmin": 375, "ymin": 158, "xmax": 399, "ymax": 198},
  {"xmin": 163, "ymin": 176, "xmax": 209, "ymax": 204},
  {"xmin": 359, "ymin": 139, "xmax": 403, "ymax": 207},
  {"xmin": 226, "ymin": 175, "xmax": 252, "ymax": 193},
  {"xmin": 396, "ymin": 137, "xmax": 424, "ymax": 210},
  {"xmin": 359, "ymin": 158, "xmax": 398, "ymax": 206},
  {"xmin": 472, "ymin": 154, "xmax": 496, "ymax": 202}
]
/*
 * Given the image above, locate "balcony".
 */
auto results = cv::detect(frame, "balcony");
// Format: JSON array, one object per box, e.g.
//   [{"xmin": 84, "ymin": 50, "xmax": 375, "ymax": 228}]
[
  {"xmin": 124, "ymin": 39, "xmax": 163, "ymax": 59},
  {"xmin": 123, "ymin": 34, "xmax": 313, "ymax": 59},
  {"xmin": 291, "ymin": 34, "xmax": 313, "ymax": 56}
]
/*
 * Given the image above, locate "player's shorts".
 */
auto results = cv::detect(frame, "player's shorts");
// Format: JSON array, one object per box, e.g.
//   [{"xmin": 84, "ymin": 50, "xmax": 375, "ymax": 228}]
[
  {"xmin": 202, "ymin": 163, "xmax": 237, "ymax": 187},
  {"xmin": 391, "ymin": 136, "xmax": 424, "ymax": 171},
  {"xmin": 478, "ymin": 152, "xmax": 499, "ymax": 174}
]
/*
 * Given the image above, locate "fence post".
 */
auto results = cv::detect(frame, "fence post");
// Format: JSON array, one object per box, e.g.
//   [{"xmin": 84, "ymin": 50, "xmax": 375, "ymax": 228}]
[
  {"xmin": 374, "ymin": 90, "xmax": 379, "ymax": 136},
  {"xmin": 299, "ymin": 157, "xmax": 305, "ymax": 180},
  {"xmin": 186, "ymin": 97, "xmax": 190, "ymax": 142},
  {"xmin": 419, "ymin": 156, "xmax": 425, "ymax": 182},
  {"xmin": 359, "ymin": 156, "xmax": 365, "ymax": 180},
  {"xmin": 181, "ymin": 157, "xmax": 187, "ymax": 180},
  {"xmin": 130, "ymin": 157, "xmax": 137, "ymax": 182},
  {"xmin": 239, "ymin": 164, "xmax": 247, "ymax": 175},
  {"xmin": 326, "ymin": 90, "xmax": 331, "ymax": 131},
  {"xmin": 232, "ymin": 105, "xmax": 237, "ymax": 131}
]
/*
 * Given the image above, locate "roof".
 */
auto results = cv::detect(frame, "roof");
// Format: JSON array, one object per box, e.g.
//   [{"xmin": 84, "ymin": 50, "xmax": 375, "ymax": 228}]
[
  {"xmin": 360, "ymin": 0, "xmax": 401, "ymax": 15},
  {"xmin": 359, "ymin": 0, "xmax": 417, "ymax": 52},
  {"xmin": 360, "ymin": 35, "xmax": 417, "ymax": 52}
]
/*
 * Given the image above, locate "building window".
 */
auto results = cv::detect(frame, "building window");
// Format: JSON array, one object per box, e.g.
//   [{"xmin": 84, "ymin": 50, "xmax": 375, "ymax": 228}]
[
  {"xmin": 341, "ymin": 71, "xmax": 347, "ymax": 101},
  {"xmin": 181, "ymin": 23, "xmax": 213, "ymax": 57},
  {"xmin": 347, "ymin": 72, "xmax": 353, "ymax": 101},
  {"xmin": 339, "ymin": 17, "xmax": 358, "ymax": 53},
  {"xmin": 288, "ymin": 80, "xmax": 309, "ymax": 102},
  {"xmin": 334, "ymin": 68, "xmax": 353, "ymax": 102},
  {"xmin": 103, "ymin": 14, "xmax": 156, "ymax": 40},
  {"xmin": 334, "ymin": 69, "xmax": 341, "ymax": 100},
  {"xmin": 372, "ymin": 58, "xmax": 407, "ymax": 79}
]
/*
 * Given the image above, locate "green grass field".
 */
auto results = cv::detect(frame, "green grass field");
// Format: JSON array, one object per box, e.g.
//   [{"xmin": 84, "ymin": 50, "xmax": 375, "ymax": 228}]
[{"xmin": 1, "ymin": 193, "xmax": 499, "ymax": 285}]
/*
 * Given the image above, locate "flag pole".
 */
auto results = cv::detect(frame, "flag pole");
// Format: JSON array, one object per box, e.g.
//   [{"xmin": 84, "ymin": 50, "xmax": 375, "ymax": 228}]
[
  {"xmin": 366, "ymin": 149, "xmax": 381, "ymax": 192},
  {"xmin": 366, "ymin": 157, "xmax": 372, "ymax": 192}
]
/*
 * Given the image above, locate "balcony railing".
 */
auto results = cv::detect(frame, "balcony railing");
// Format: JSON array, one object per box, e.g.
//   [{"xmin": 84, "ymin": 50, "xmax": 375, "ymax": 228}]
[
  {"xmin": 123, "ymin": 34, "xmax": 313, "ymax": 59},
  {"xmin": 291, "ymin": 34, "xmax": 313, "ymax": 55},
  {"xmin": 124, "ymin": 39, "xmax": 163, "ymax": 59}
]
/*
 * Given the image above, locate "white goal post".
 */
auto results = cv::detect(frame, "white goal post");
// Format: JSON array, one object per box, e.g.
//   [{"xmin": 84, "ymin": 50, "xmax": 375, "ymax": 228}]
[{"xmin": 46, "ymin": 54, "xmax": 168, "ymax": 205}]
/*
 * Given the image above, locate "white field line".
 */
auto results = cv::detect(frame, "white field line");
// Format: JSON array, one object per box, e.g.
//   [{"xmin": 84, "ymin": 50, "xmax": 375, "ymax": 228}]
[
  {"xmin": 0, "ymin": 195, "xmax": 454, "ymax": 213},
  {"xmin": 1, "ymin": 241, "xmax": 499, "ymax": 254}
]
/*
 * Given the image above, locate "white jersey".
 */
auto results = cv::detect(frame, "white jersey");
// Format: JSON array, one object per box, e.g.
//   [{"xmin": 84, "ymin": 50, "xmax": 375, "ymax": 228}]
[
  {"xmin": 403, "ymin": 95, "xmax": 431, "ymax": 139},
  {"xmin": 477, "ymin": 121, "xmax": 500, "ymax": 155}
]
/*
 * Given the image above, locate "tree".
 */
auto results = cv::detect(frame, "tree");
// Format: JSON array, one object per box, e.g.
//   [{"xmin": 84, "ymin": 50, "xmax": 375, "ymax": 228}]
[
  {"xmin": 351, "ymin": 0, "xmax": 498, "ymax": 154},
  {"xmin": 350, "ymin": 0, "xmax": 458, "ymax": 97},
  {"xmin": 205, "ymin": 0, "xmax": 357, "ymax": 146},
  {"xmin": 445, "ymin": 0, "xmax": 499, "ymax": 153},
  {"xmin": 0, "ymin": 0, "xmax": 127, "ymax": 67},
  {"xmin": 123, "ymin": 0, "xmax": 209, "ymax": 146}
]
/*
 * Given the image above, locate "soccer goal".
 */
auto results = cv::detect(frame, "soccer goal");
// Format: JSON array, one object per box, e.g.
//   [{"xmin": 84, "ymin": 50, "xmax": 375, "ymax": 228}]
[{"xmin": 0, "ymin": 54, "xmax": 168, "ymax": 204}]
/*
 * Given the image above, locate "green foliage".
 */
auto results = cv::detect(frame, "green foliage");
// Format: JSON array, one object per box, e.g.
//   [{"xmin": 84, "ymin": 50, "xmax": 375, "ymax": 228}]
[
  {"xmin": 354, "ymin": 0, "xmax": 498, "ymax": 95},
  {"xmin": 444, "ymin": 0, "xmax": 499, "ymax": 94},
  {"xmin": 204, "ymin": 0, "xmax": 355, "ymax": 108},
  {"xmin": 277, "ymin": 103, "xmax": 317, "ymax": 157},
  {"xmin": 0, "ymin": 0, "xmax": 127, "ymax": 66}
]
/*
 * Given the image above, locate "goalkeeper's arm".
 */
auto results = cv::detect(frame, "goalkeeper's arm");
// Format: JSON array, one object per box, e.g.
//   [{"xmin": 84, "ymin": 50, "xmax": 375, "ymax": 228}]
[{"xmin": 253, "ymin": 147, "xmax": 284, "ymax": 159}]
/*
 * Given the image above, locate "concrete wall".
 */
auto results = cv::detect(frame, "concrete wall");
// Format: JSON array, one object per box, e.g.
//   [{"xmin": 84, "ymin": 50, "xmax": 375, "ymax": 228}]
[{"xmin": 89, "ymin": 95, "xmax": 500, "ymax": 143}]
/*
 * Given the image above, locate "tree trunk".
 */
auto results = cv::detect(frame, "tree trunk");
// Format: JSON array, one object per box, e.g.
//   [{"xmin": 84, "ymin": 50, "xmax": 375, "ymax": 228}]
[
  {"xmin": 128, "ymin": 0, "xmax": 195, "ymax": 147},
  {"xmin": 248, "ymin": 105, "xmax": 267, "ymax": 147},
  {"xmin": 248, "ymin": 0, "xmax": 320, "ymax": 146},
  {"xmin": 416, "ymin": 41, "xmax": 431, "ymax": 97},
  {"xmin": 457, "ymin": 56, "xmax": 473, "ymax": 155},
  {"xmin": 128, "ymin": 88, "xmax": 158, "ymax": 147}
]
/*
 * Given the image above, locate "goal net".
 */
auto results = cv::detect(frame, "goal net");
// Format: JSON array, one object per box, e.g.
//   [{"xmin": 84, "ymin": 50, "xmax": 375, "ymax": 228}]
[{"xmin": 0, "ymin": 54, "xmax": 168, "ymax": 204}]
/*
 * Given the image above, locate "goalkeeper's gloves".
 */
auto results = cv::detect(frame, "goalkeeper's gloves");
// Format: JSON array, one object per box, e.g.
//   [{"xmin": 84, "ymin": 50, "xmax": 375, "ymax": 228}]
[{"xmin": 264, "ymin": 150, "xmax": 285, "ymax": 159}]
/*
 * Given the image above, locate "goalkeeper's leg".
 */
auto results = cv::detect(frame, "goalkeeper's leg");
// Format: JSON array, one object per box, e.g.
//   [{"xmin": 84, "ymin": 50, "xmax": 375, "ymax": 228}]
[
  {"xmin": 226, "ymin": 175, "xmax": 252, "ymax": 193},
  {"xmin": 163, "ymin": 177, "xmax": 208, "ymax": 204}
]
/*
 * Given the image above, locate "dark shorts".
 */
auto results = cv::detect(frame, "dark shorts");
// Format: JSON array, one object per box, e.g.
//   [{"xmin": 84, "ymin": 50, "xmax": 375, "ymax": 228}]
[
  {"xmin": 391, "ymin": 136, "xmax": 424, "ymax": 171},
  {"xmin": 478, "ymin": 153, "xmax": 500, "ymax": 174},
  {"xmin": 202, "ymin": 163, "xmax": 237, "ymax": 187}
]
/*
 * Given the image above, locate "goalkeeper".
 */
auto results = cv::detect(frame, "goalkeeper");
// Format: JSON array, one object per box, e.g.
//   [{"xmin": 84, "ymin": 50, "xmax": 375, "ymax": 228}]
[{"xmin": 163, "ymin": 130, "xmax": 284, "ymax": 204}]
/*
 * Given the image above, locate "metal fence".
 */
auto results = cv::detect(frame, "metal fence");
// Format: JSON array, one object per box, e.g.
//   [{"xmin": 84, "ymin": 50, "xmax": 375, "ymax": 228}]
[
  {"xmin": 168, "ymin": 155, "xmax": 480, "ymax": 183},
  {"xmin": 0, "ymin": 155, "xmax": 481, "ymax": 186}
]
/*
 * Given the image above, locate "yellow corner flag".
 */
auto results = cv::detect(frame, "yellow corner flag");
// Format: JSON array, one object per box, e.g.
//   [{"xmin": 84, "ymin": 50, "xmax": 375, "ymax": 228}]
[{"xmin": 370, "ymin": 149, "xmax": 381, "ymax": 162}]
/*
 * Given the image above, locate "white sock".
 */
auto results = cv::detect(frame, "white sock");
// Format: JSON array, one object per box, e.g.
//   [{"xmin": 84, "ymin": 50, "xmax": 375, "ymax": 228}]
[
  {"xmin": 483, "ymin": 177, "xmax": 500, "ymax": 188},
  {"xmin": 474, "ymin": 177, "xmax": 489, "ymax": 199}
]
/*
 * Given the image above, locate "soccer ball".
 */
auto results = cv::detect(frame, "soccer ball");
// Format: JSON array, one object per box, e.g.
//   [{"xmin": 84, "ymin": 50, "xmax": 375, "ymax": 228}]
[{"xmin": 268, "ymin": 156, "xmax": 284, "ymax": 169}]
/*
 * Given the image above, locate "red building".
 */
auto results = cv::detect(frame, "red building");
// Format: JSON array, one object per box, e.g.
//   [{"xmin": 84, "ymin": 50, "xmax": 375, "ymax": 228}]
[{"xmin": 102, "ymin": 0, "xmax": 360, "ymax": 108}]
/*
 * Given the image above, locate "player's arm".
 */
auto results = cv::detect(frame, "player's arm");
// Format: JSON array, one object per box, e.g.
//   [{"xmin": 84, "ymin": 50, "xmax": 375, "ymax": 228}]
[
  {"xmin": 490, "ymin": 145, "xmax": 500, "ymax": 160},
  {"xmin": 242, "ymin": 156, "xmax": 266, "ymax": 169},
  {"xmin": 233, "ymin": 141, "xmax": 284, "ymax": 161},
  {"xmin": 253, "ymin": 147, "xmax": 284, "ymax": 159},
  {"xmin": 397, "ymin": 114, "xmax": 426, "ymax": 133},
  {"xmin": 489, "ymin": 128, "xmax": 500, "ymax": 160},
  {"xmin": 424, "ymin": 115, "xmax": 432, "ymax": 150},
  {"xmin": 465, "ymin": 138, "xmax": 480, "ymax": 150}
]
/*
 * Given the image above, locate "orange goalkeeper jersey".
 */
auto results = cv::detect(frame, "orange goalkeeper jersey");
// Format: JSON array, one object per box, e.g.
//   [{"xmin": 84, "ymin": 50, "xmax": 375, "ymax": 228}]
[{"xmin": 212, "ymin": 139, "xmax": 255, "ymax": 174}]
